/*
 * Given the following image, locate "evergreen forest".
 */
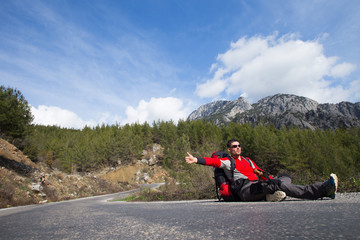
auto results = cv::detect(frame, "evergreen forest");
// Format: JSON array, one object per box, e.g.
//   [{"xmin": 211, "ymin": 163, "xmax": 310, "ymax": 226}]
[{"xmin": 23, "ymin": 120, "xmax": 360, "ymax": 198}]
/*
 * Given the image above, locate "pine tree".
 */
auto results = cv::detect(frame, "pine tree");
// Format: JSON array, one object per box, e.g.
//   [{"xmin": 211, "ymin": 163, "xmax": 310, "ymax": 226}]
[{"xmin": 0, "ymin": 86, "xmax": 33, "ymax": 140}]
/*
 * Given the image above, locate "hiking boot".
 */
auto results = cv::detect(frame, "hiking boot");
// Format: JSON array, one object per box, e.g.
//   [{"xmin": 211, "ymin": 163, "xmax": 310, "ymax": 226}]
[
  {"xmin": 266, "ymin": 190, "xmax": 286, "ymax": 202},
  {"xmin": 325, "ymin": 173, "xmax": 338, "ymax": 199}
]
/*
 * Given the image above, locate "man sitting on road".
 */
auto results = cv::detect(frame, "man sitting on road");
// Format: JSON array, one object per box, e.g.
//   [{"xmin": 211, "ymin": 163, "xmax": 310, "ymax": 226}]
[{"xmin": 185, "ymin": 139, "xmax": 338, "ymax": 202}]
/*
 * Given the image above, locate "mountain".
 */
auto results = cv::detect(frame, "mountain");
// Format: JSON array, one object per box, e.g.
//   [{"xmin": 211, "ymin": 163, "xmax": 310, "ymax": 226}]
[{"xmin": 188, "ymin": 94, "xmax": 360, "ymax": 130}]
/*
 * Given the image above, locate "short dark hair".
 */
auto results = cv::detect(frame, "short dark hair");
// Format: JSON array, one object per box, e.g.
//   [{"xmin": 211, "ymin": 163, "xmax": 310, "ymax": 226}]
[{"xmin": 227, "ymin": 139, "xmax": 240, "ymax": 148}]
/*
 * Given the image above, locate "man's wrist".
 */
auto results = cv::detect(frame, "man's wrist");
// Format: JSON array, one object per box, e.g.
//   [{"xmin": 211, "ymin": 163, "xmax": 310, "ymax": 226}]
[{"xmin": 196, "ymin": 157, "xmax": 206, "ymax": 165}]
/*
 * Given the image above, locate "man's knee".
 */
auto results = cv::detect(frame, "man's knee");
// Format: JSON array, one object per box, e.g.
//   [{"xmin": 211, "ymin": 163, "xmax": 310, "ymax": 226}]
[
  {"xmin": 270, "ymin": 179, "xmax": 283, "ymax": 191},
  {"xmin": 278, "ymin": 173, "xmax": 292, "ymax": 179},
  {"xmin": 277, "ymin": 173, "xmax": 292, "ymax": 184}
]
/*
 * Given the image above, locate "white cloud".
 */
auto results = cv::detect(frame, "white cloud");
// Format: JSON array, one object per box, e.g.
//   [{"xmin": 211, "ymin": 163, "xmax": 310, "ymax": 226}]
[
  {"xmin": 123, "ymin": 97, "xmax": 190, "ymax": 125},
  {"xmin": 195, "ymin": 72, "xmax": 228, "ymax": 98},
  {"xmin": 31, "ymin": 105, "xmax": 97, "ymax": 129},
  {"xmin": 329, "ymin": 62, "xmax": 357, "ymax": 78},
  {"xmin": 196, "ymin": 33, "xmax": 358, "ymax": 103},
  {"xmin": 30, "ymin": 98, "xmax": 192, "ymax": 129}
]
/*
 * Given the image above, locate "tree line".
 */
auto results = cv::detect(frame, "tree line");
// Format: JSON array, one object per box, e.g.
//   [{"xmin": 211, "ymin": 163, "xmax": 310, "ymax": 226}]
[{"xmin": 21, "ymin": 120, "xmax": 360, "ymax": 191}]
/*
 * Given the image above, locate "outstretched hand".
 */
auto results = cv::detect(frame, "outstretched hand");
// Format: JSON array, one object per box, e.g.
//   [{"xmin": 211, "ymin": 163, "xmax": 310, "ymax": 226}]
[{"xmin": 185, "ymin": 152, "xmax": 198, "ymax": 164}]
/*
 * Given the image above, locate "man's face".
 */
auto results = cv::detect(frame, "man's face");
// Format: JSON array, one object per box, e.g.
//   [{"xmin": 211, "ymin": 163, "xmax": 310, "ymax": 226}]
[{"xmin": 228, "ymin": 141, "xmax": 241, "ymax": 156}]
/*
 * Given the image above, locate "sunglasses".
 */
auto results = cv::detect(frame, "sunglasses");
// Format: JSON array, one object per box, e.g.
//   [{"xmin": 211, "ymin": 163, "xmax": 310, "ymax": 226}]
[{"xmin": 230, "ymin": 144, "xmax": 241, "ymax": 148}]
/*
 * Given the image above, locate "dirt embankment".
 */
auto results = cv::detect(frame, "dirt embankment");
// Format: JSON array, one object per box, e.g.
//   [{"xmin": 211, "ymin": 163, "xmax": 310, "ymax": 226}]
[{"xmin": 0, "ymin": 139, "xmax": 169, "ymax": 208}]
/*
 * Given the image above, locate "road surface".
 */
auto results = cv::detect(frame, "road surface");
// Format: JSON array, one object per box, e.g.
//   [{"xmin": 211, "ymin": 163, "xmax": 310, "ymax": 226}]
[{"xmin": 0, "ymin": 189, "xmax": 359, "ymax": 239}]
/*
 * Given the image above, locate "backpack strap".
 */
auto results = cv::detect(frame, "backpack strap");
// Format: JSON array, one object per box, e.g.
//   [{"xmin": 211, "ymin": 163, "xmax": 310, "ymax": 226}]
[
  {"xmin": 243, "ymin": 157, "xmax": 272, "ymax": 181},
  {"xmin": 243, "ymin": 157, "xmax": 255, "ymax": 168}
]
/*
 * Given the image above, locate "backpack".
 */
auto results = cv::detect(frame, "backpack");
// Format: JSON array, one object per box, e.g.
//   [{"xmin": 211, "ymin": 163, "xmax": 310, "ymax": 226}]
[{"xmin": 212, "ymin": 151, "xmax": 239, "ymax": 201}]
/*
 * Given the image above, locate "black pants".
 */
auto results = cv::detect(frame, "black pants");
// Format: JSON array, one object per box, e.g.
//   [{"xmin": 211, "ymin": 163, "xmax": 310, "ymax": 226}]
[{"xmin": 237, "ymin": 174, "xmax": 330, "ymax": 201}]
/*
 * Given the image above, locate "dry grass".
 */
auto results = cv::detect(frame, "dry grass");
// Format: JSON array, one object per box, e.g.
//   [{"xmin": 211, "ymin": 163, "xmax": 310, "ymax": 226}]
[
  {"xmin": 102, "ymin": 165, "xmax": 139, "ymax": 183},
  {"xmin": 101, "ymin": 164, "xmax": 169, "ymax": 184},
  {"xmin": 0, "ymin": 139, "xmax": 36, "ymax": 168},
  {"xmin": 131, "ymin": 166, "xmax": 216, "ymax": 202},
  {"xmin": 0, "ymin": 168, "xmax": 37, "ymax": 208}
]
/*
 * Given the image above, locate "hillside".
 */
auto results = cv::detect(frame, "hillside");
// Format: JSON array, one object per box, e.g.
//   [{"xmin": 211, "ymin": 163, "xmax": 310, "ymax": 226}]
[
  {"xmin": 188, "ymin": 93, "xmax": 360, "ymax": 130},
  {"xmin": 0, "ymin": 138, "xmax": 169, "ymax": 208}
]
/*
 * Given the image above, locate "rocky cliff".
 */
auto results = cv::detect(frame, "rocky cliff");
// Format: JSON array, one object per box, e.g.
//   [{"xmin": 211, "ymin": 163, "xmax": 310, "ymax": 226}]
[{"xmin": 188, "ymin": 94, "xmax": 360, "ymax": 130}]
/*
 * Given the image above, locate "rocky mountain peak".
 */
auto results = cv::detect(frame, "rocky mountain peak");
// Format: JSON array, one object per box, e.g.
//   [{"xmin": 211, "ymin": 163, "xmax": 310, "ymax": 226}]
[
  {"xmin": 188, "ymin": 97, "xmax": 252, "ymax": 121},
  {"xmin": 188, "ymin": 93, "xmax": 360, "ymax": 130},
  {"xmin": 188, "ymin": 100, "xmax": 229, "ymax": 121},
  {"xmin": 255, "ymin": 93, "xmax": 319, "ymax": 116}
]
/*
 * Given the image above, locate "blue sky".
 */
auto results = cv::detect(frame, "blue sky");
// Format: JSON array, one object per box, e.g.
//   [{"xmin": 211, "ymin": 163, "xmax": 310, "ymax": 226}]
[{"xmin": 1, "ymin": 0, "xmax": 359, "ymax": 128}]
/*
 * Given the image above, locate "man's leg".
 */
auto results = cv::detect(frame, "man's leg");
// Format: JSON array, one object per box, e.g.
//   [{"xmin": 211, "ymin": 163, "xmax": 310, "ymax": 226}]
[
  {"xmin": 264, "ymin": 174, "xmax": 338, "ymax": 200},
  {"xmin": 238, "ymin": 173, "xmax": 338, "ymax": 201}
]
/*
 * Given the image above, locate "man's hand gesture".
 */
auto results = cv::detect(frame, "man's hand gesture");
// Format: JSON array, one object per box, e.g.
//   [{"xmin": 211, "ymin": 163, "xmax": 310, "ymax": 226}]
[{"xmin": 185, "ymin": 152, "xmax": 198, "ymax": 164}]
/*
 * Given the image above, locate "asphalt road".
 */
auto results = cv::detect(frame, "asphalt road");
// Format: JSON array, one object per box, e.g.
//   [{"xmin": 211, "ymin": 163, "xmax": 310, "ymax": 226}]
[{"xmin": 0, "ymin": 189, "xmax": 359, "ymax": 240}]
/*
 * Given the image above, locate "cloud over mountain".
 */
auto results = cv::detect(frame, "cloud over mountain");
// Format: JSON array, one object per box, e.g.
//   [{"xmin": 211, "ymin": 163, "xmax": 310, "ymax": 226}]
[{"xmin": 196, "ymin": 33, "xmax": 358, "ymax": 103}]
